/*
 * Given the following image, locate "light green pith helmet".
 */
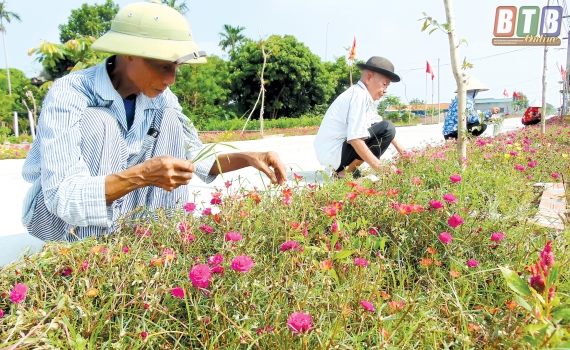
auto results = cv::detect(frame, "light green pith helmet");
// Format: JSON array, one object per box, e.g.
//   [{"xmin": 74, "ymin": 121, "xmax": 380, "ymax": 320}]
[{"xmin": 92, "ymin": 2, "xmax": 207, "ymax": 64}]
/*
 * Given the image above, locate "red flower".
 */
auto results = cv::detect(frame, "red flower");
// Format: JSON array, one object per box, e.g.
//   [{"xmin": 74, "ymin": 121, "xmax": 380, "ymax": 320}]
[
  {"xmin": 443, "ymin": 193, "xmax": 458, "ymax": 203},
  {"xmin": 447, "ymin": 214, "xmax": 464, "ymax": 228},
  {"xmin": 141, "ymin": 331, "xmax": 148, "ymax": 339},
  {"xmin": 450, "ymin": 174, "xmax": 462, "ymax": 183},
  {"xmin": 9, "ymin": 283, "xmax": 28, "ymax": 304},
  {"xmin": 429, "ymin": 200, "xmax": 443, "ymax": 209},
  {"xmin": 231, "ymin": 255, "xmax": 254, "ymax": 273},
  {"xmin": 323, "ymin": 206, "xmax": 337, "ymax": 217},
  {"xmin": 466, "ymin": 260, "xmax": 479, "ymax": 267},
  {"xmin": 354, "ymin": 258, "xmax": 369, "ymax": 267},
  {"xmin": 211, "ymin": 266, "xmax": 225, "ymax": 275},
  {"xmin": 411, "ymin": 177, "xmax": 421, "ymax": 185},
  {"xmin": 360, "ymin": 300, "xmax": 375, "ymax": 312},
  {"xmin": 287, "ymin": 312, "xmax": 312, "ymax": 334},
  {"xmin": 490, "ymin": 232, "xmax": 505, "ymax": 242},
  {"xmin": 170, "ymin": 287, "xmax": 185, "ymax": 299},
  {"xmin": 293, "ymin": 173, "xmax": 303, "ymax": 180},
  {"xmin": 540, "ymin": 241, "xmax": 554, "ymax": 268},
  {"xmin": 345, "ymin": 193, "xmax": 358, "ymax": 201},
  {"xmin": 189, "ymin": 264, "xmax": 212, "ymax": 289},
  {"xmin": 199, "ymin": 225, "xmax": 213, "ymax": 233},
  {"xmin": 280, "ymin": 240, "xmax": 301, "ymax": 252},
  {"xmin": 225, "ymin": 231, "xmax": 242, "ymax": 242},
  {"xmin": 183, "ymin": 202, "xmax": 196, "ymax": 212}
]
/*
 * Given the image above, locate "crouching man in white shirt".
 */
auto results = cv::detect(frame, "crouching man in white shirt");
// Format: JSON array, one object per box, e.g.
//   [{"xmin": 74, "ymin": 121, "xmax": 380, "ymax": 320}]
[{"xmin": 314, "ymin": 56, "xmax": 407, "ymax": 179}]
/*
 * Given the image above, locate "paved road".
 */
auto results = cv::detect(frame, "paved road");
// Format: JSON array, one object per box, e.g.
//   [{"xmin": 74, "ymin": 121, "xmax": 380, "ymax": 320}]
[{"xmin": 0, "ymin": 118, "xmax": 525, "ymax": 266}]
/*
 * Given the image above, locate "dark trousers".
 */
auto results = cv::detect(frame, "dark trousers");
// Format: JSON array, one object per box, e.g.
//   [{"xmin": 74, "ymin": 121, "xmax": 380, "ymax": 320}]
[
  {"xmin": 444, "ymin": 122, "xmax": 487, "ymax": 140},
  {"xmin": 335, "ymin": 120, "xmax": 396, "ymax": 173}
]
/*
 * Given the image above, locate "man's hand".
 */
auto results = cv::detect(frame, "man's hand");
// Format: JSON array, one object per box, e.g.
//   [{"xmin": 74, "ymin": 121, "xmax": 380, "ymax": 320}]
[
  {"xmin": 138, "ymin": 155, "xmax": 195, "ymax": 191},
  {"xmin": 209, "ymin": 151, "xmax": 287, "ymax": 185},
  {"xmin": 249, "ymin": 151, "xmax": 287, "ymax": 185},
  {"xmin": 105, "ymin": 155, "xmax": 195, "ymax": 204}
]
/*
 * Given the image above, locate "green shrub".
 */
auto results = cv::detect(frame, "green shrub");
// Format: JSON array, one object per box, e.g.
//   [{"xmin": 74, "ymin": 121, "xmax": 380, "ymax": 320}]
[{"xmin": 385, "ymin": 111, "xmax": 400, "ymax": 123}]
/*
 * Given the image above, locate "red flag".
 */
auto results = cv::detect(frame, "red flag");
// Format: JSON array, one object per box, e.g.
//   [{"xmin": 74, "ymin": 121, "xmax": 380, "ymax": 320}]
[
  {"xmin": 513, "ymin": 91, "xmax": 521, "ymax": 99},
  {"xmin": 561, "ymin": 65, "xmax": 566, "ymax": 78},
  {"xmin": 348, "ymin": 36, "xmax": 356, "ymax": 60},
  {"xmin": 503, "ymin": 89, "xmax": 509, "ymax": 97},
  {"xmin": 426, "ymin": 61, "xmax": 434, "ymax": 80}
]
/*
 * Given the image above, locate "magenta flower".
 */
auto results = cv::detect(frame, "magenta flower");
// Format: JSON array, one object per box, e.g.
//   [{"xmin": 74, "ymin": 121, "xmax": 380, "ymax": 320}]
[
  {"xmin": 0, "ymin": 309, "xmax": 4, "ymax": 318},
  {"xmin": 528, "ymin": 161, "xmax": 536, "ymax": 168},
  {"xmin": 360, "ymin": 300, "xmax": 375, "ymax": 312},
  {"xmin": 369, "ymin": 227, "xmax": 379, "ymax": 235},
  {"xmin": 203, "ymin": 208, "xmax": 213, "ymax": 215},
  {"xmin": 439, "ymin": 232, "xmax": 453, "ymax": 244},
  {"xmin": 181, "ymin": 233, "xmax": 195, "ymax": 243},
  {"xmin": 287, "ymin": 312, "xmax": 313, "ymax": 334},
  {"xmin": 189, "ymin": 264, "xmax": 212, "ymax": 289},
  {"xmin": 443, "ymin": 193, "xmax": 458, "ymax": 203},
  {"xmin": 449, "ymin": 174, "xmax": 462, "ymax": 183},
  {"xmin": 225, "ymin": 231, "xmax": 242, "ymax": 242},
  {"xmin": 540, "ymin": 241, "xmax": 554, "ymax": 268},
  {"xmin": 354, "ymin": 257, "xmax": 369, "ymax": 267},
  {"xmin": 123, "ymin": 247, "xmax": 130, "ymax": 254},
  {"xmin": 199, "ymin": 225, "xmax": 213, "ymax": 234},
  {"xmin": 331, "ymin": 220, "xmax": 339, "ymax": 233},
  {"xmin": 429, "ymin": 200, "xmax": 443, "ymax": 209},
  {"xmin": 9, "ymin": 283, "xmax": 28, "ymax": 304},
  {"xmin": 490, "ymin": 232, "xmax": 505, "ymax": 242},
  {"xmin": 323, "ymin": 206, "xmax": 337, "ymax": 217},
  {"xmin": 231, "ymin": 255, "xmax": 254, "ymax": 273},
  {"xmin": 466, "ymin": 260, "xmax": 479, "ymax": 267},
  {"xmin": 208, "ymin": 254, "xmax": 224, "ymax": 266},
  {"xmin": 170, "ymin": 287, "xmax": 185, "ymax": 299},
  {"xmin": 211, "ymin": 266, "xmax": 225, "ymax": 275},
  {"xmin": 183, "ymin": 202, "xmax": 196, "ymax": 212},
  {"xmin": 552, "ymin": 173, "xmax": 560, "ymax": 179},
  {"xmin": 280, "ymin": 240, "xmax": 301, "ymax": 252},
  {"xmin": 530, "ymin": 273, "xmax": 545, "ymax": 293},
  {"xmin": 448, "ymin": 214, "xmax": 464, "ymax": 228},
  {"xmin": 178, "ymin": 222, "xmax": 189, "ymax": 232},
  {"xmin": 79, "ymin": 259, "xmax": 89, "ymax": 271}
]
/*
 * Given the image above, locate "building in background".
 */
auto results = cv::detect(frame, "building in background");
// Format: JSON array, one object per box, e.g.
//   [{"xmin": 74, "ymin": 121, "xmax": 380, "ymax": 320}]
[{"xmin": 475, "ymin": 98, "xmax": 512, "ymax": 115}]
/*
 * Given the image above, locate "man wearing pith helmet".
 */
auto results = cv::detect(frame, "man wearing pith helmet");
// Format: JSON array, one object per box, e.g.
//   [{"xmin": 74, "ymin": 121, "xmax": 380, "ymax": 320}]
[
  {"xmin": 314, "ymin": 56, "xmax": 409, "ymax": 179},
  {"xmin": 21, "ymin": 2, "xmax": 287, "ymax": 242}
]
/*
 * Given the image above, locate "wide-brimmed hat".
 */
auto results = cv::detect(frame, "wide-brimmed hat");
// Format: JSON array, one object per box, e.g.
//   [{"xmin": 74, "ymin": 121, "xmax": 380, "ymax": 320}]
[
  {"xmin": 454, "ymin": 76, "xmax": 489, "ymax": 93},
  {"xmin": 92, "ymin": 2, "xmax": 206, "ymax": 64},
  {"xmin": 356, "ymin": 56, "xmax": 400, "ymax": 82}
]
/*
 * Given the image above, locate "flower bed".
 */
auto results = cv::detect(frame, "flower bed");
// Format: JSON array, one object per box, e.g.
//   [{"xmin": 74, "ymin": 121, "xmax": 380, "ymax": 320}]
[
  {"xmin": 0, "ymin": 143, "xmax": 30, "ymax": 160},
  {"xmin": 1, "ymin": 118, "xmax": 569, "ymax": 348}
]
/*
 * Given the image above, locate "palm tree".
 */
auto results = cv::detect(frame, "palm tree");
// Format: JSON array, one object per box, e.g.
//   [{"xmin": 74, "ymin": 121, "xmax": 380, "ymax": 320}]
[
  {"xmin": 0, "ymin": 1, "xmax": 21, "ymax": 96},
  {"xmin": 218, "ymin": 24, "xmax": 246, "ymax": 54},
  {"xmin": 156, "ymin": 0, "xmax": 189, "ymax": 15}
]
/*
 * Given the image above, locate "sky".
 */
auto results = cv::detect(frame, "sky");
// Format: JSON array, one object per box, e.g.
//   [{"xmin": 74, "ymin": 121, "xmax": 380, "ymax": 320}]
[{"xmin": 4, "ymin": 0, "xmax": 570, "ymax": 107}]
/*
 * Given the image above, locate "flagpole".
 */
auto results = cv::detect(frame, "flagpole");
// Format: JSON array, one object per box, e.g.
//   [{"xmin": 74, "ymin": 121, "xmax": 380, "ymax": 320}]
[
  {"xmin": 431, "ymin": 76, "xmax": 434, "ymax": 124},
  {"xmin": 424, "ymin": 69, "xmax": 427, "ymax": 124},
  {"xmin": 438, "ymin": 58, "xmax": 441, "ymax": 123}
]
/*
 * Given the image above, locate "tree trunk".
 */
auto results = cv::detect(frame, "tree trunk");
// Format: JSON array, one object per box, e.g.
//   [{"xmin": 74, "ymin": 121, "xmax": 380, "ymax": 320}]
[
  {"xmin": 2, "ymin": 27, "xmax": 12, "ymax": 95},
  {"xmin": 443, "ymin": 0, "xmax": 467, "ymax": 162}
]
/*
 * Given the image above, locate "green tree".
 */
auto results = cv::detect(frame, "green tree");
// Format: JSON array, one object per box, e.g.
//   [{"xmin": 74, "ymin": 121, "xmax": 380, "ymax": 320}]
[
  {"xmin": 512, "ymin": 92, "xmax": 528, "ymax": 113},
  {"xmin": 58, "ymin": 0, "xmax": 119, "ymax": 43},
  {"xmin": 159, "ymin": 0, "xmax": 189, "ymax": 15},
  {"xmin": 218, "ymin": 24, "xmax": 246, "ymax": 55},
  {"xmin": 230, "ymin": 35, "xmax": 335, "ymax": 119},
  {"xmin": 0, "ymin": 0, "xmax": 21, "ymax": 95},
  {"xmin": 29, "ymin": 36, "xmax": 109, "ymax": 81},
  {"xmin": 0, "ymin": 68, "xmax": 45, "ymax": 133},
  {"xmin": 169, "ymin": 55, "xmax": 232, "ymax": 128},
  {"xmin": 323, "ymin": 56, "xmax": 365, "ymax": 102}
]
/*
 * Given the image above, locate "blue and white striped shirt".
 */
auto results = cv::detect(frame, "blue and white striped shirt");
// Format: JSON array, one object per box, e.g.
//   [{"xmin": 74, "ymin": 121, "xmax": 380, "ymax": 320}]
[{"xmin": 21, "ymin": 59, "xmax": 216, "ymax": 230}]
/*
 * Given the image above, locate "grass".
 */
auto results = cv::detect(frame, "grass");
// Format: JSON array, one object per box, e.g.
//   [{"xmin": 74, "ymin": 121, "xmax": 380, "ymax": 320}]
[{"xmin": 0, "ymin": 117, "xmax": 569, "ymax": 349}]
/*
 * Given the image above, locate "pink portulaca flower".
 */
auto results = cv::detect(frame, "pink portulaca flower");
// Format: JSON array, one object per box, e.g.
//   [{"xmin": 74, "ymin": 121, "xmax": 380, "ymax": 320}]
[
  {"xmin": 225, "ymin": 231, "xmax": 242, "ymax": 242},
  {"xmin": 323, "ymin": 206, "xmax": 337, "ymax": 217},
  {"xmin": 0, "ymin": 309, "xmax": 4, "ymax": 318},
  {"xmin": 287, "ymin": 312, "xmax": 313, "ymax": 334},
  {"xmin": 202, "ymin": 208, "xmax": 213, "ymax": 215},
  {"xmin": 528, "ymin": 161, "xmax": 536, "ymax": 168},
  {"xmin": 443, "ymin": 193, "xmax": 458, "ymax": 203},
  {"xmin": 552, "ymin": 173, "xmax": 560, "ymax": 179},
  {"xmin": 466, "ymin": 260, "xmax": 479, "ymax": 267},
  {"xmin": 211, "ymin": 266, "xmax": 225, "ymax": 275},
  {"xmin": 189, "ymin": 264, "xmax": 212, "ymax": 289},
  {"xmin": 10, "ymin": 283, "xmax": 28, "ymax": 304},
  {"xmin": 360, "ymin": 300, "xmax": 375, "ymax": 312},
  {"xmin": 183, "ymin": 202, "xmax": 196, "ymax": 212},
  {"xmin": 280, "ymin": 240, "xmax": 301, "ymax": 252},
  {"xmin": 449, "ymin": 174, "xmax": 462, "ymax": 183},
  {"xmin": 448, "ymin": 214, "xmax": 464, "ymax": 228},
  {"xmin": 354, "ymin": 257, "xmax": 369, "ymax": 267},
  {"xmin": 182, "ymin": 233, "xmax": 195, "ymax": 243},
  {"xmin": 439, "ymin": 232, "xmax": 453, "ymax": 244},
  {"xmin": 208, "ymin": 254, "xmax": 224, "ymax": 266},
  {"xmin": 429, "ymin": 200, "xmax": 443, "ymax": 209},
  {"xmin": 490, "ymin": 232, "xmax": 505, "ymax": 242},
  {"xmin": 231, "ymin": 255, "xmax": 254, "ymax": 273},
  {"xmin": 199, "ymin": 225, "xmax": 213, "ymax": 234},
  {"xmin": 178, "ymin": 222, "xmax": 189, "ymax": 232},
  {"xmin": 171, "ymin": 287, "xmax": 185, "ymax": 299}
]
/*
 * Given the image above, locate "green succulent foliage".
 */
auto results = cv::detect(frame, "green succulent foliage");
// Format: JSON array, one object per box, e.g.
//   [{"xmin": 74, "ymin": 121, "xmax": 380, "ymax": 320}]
[
  {"xmin": 58, "ymin": 0, "xmax": 119, "ymax": 43},
  {"xmin": 229, "ymin": 35, "xmax": 336, "ymax": 120}
]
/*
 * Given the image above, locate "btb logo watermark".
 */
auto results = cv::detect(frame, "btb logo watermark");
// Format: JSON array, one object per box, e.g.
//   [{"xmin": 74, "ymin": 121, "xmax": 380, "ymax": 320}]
[{"xmin": 493, "ymin": 6, "xmax": 563, "ymax": 46}]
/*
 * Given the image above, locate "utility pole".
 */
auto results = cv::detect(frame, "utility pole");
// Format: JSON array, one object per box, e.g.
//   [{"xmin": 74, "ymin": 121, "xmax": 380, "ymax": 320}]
[
  {"xmin": 541, "ymin": 45, "xmax": 548, "ymax": 134},
  {"xmin": 565, "ymin": 30, "xmax": 570, "ymax": 116},
  {"xmin": 438, "ymin": 58, "xmax": 441, "ymax": 123}
]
